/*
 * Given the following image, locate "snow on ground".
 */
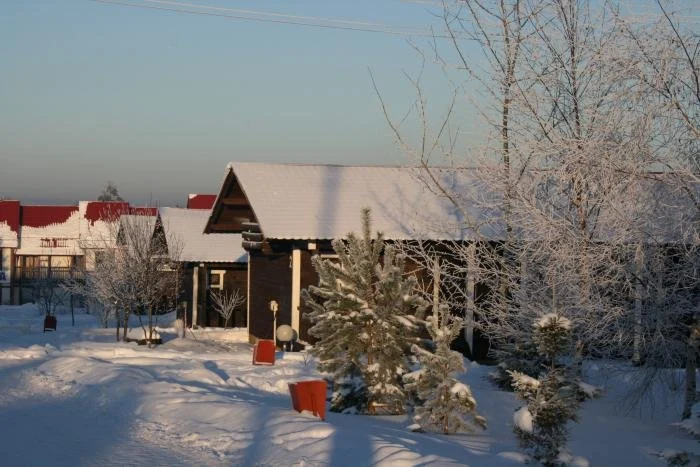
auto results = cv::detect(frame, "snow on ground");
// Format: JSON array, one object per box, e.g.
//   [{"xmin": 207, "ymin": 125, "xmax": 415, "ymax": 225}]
[{"xmin": 0, "ymin": 304, "xmax": 697, "ymax": 466}]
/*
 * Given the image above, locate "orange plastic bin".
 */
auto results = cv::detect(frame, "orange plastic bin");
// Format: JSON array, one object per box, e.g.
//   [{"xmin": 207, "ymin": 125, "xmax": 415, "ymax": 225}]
[
  {"xmin": 252, "ymin": 339, "xmax": 276, "ymax": 365},
  {"xmin": 288, "ymin": 380, "xmax": 327, "ymax": 421}
]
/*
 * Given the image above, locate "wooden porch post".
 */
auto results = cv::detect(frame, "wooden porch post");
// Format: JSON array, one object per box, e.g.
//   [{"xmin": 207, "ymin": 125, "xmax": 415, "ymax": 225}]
[
  {"xmin": 291, "ymin": 249, "xmax": 301, "ymax": 333},
  {"xmin": 192, "ymin": 265, "xmax": 199, "ymax": 327}
]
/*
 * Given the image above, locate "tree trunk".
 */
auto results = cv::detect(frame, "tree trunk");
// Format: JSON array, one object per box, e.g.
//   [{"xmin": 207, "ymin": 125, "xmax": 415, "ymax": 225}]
[
  {"xmin": 633, "ymin": 244, "xmax": 645, "ymax": 365},
  {"xmin": 116, "ymin": 316, "xmax": 120, "ymax": 341},
  {"xmin": 70, "ymin": 294, "xmax": 75, "ymax": 327},
  {"xmin": 683, "ymin": 327, "xmax": 698, "ymax": 419},
  {"xmin": 123, "ymin": 308, "xmax": 130, "ymax": 343}
]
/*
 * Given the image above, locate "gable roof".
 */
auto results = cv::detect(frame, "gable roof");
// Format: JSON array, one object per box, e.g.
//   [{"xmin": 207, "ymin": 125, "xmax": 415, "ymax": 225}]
[
  {"xmin": 211, "ymin": 162, "xmax": 491, "ymax": 241},
  {"xmin": 160, "ymin": 208, "xmax": 247, "ymax": 263}
]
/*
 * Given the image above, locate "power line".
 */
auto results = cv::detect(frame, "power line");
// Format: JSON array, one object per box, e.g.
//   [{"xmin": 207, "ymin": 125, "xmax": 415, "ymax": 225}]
[
  {"xmin": 146, "ymin": 0, "xmax": 430, "ymax": 31},
  {"xmin": 89, "ymin": 0, "xmax": 451, "ymax": 38}
]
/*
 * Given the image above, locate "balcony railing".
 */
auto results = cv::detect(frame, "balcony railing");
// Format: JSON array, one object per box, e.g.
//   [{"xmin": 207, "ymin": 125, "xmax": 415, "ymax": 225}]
[{"xmin": 12, "ymin": 267, "xmax": 84, "ymax": 283}]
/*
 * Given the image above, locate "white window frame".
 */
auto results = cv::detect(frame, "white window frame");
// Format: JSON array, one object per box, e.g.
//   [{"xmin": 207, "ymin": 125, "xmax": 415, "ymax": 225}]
[{"xmin": 209, "ymin": 269, "xmax": 226, "ymax": 290}]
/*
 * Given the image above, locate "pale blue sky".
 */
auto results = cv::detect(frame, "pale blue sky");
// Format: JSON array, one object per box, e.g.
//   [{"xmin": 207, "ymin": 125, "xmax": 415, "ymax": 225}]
[
  {"xmin": 4, "ymin": 1, "xmax": 690, "ymax": 206},
  {"xmin": 1, "ymin": 0, "xmax": 473, "ymax": 206}
]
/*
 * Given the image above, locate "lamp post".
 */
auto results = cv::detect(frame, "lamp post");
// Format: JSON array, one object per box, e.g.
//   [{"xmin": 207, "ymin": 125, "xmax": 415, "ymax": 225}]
[{"xmin": 269, "ymin": 300, "xmax": 279, "ymax": 344}]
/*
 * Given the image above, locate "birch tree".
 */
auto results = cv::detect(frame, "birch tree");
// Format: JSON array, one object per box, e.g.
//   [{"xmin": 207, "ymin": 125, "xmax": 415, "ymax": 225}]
[
  {"xmin": 380, "ymin": 0, "xmax": 698, "ymax": 418},
  {"xmin": 66, "ymin": 211, "xmax": 184, "ymax": 343}
]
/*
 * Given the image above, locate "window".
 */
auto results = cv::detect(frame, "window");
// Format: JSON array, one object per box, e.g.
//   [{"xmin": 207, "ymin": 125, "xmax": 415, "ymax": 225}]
[
  {"xmin": 23, "ymin": 256, "xmax": 49, "ymax": 269},
  {"xmin": 209, "ymin": 270, "xmax": 226, "ymax": 290}
]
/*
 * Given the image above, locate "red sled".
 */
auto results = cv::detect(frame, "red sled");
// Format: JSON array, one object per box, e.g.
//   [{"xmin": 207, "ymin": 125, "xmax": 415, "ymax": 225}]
[
  {"xmin": 252, "ymin": 339, "xmax": 276, "ymax": 365},
  {"xmin": 288, "ymin": 380, "xmax": 327, "ymax": 421}
]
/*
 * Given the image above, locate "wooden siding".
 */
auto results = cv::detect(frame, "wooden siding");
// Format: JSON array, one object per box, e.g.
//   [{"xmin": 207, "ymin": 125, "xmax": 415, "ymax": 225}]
[
  {"xmin": 180, "ymin": 263, "xmax": 248, "ymax": 328},
  {"xmin": 248, "ymin": 253, "xmax": 291, "ymax": 341},
  {"xmin": 206, "ymin": 171, "xmax": 257, "ymax": 233}
]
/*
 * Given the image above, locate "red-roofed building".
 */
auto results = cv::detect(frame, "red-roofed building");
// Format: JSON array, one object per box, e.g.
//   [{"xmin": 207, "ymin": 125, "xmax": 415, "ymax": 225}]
[
  {"xmin": 0, "ymin": 200, "xmax": 20, "ymax": 236},
  {"xmin": 21, "ymin": 205, "xmax": 79, "ymax": 228},
  {"xmin": 83, "ymin": 202, "xmax": 131, "ymax": 224},
  {"xmin": 187, "ymin": 194, "xmax": 217, "ymax": 210},
  {"xmin": 0, "ymin": 200, "xmax": 21, "ymax": 303},
  {"xmin": 5, "ymin": 200, "xmax": 162, "ymax": 305}
]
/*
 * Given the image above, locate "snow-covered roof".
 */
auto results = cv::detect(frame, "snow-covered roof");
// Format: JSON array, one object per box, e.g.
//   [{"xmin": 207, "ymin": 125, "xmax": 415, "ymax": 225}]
[
  {"xmin": 118, "ymin": 214, "xmax": 158, "ymax": 235},
  {"xmin": 5, "ymin": 201, "xmax": 161, "ymax": 254},
  {"xmin": 159, "ymin": 208, "xmax": 247, "ymax": 263},
  {"xmin": 15, "ymin": 206, "xmax": 82, "ymax": 255},
  {"xmin": 224, "ymin": 162, "xmax": 492, "ymax": 241},
  {"xmin": 0, "ymin": 200, "xmax": 20, "ymax": 248}
]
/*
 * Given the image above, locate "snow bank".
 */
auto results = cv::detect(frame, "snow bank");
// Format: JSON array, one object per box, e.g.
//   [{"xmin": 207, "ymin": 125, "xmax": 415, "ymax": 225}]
[
  {"xmin": 513, "ymin": 406, "xmax": 534, "ymax": 433},
  {"xmin": 0, "ymin": 304, "xmax": 698, "ymax": 466}
]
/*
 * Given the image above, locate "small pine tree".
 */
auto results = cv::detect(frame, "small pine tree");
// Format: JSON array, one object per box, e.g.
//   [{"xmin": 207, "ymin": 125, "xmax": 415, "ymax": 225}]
[
  {"xmin": 489, "ymin": 338, "xmax": 546, "ymax": 391},
  {"xmin": 406, "ymin": 305, "xmax": 486, "ymax": 434},
  {"xmin": 509, "ymin": 313, "xmax": 583, "ymax": 466},
  {"xmin": 302, "ymin": 208, "xmax": 427, "ymax": 414}
]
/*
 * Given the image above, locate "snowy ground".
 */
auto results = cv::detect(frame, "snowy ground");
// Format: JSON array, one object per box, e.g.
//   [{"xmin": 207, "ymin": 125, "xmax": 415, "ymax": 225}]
[{"xmin": 0, "ymin": 304, "xmax": 696, "ymax": 466}]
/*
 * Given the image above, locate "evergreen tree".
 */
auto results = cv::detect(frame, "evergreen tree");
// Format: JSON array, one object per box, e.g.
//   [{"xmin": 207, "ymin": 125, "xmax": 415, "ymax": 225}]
[
  {"xmin": 98, "ymin": 182, "xmax": 123, "ymax": 201},
  {"xmin": 406, "ymin": 305, "xmax": 486, "ymax": 434},
  {"xmin": 302, "ymin": 208, "xmax": 426, "ymax": 414},
  {"xmin": 509, "ymin": 314, "xmax": 586, "ymax": 466}
]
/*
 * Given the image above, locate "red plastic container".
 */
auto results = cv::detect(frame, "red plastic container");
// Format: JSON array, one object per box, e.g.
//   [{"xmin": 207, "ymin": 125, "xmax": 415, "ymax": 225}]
[
  {"xmin": 252, "ymin": 339, "xmax": 276, "ymax": 365},
  {"xmin": 43, "ymin": 315, "xmax": 57, "ymax": 332},
  {"xmin": 288, "ymin": 380, "xmax": 327, "ymax": 420}
]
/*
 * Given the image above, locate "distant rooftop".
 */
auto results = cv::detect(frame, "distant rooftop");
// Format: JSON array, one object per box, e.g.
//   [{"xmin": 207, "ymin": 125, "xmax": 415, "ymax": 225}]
[{"xmin": 187, "ymin": 194, "xmax": 217, "ymax": 210}]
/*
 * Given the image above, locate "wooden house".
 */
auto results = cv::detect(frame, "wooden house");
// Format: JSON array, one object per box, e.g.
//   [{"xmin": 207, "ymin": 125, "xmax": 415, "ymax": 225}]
[
  {"xmin": 204, "ymin": 162, "xmax": 491, "ymax": 356},
  {"xmin": 159, "ymin": 207, "xmax": 247, "ymax": 328}
]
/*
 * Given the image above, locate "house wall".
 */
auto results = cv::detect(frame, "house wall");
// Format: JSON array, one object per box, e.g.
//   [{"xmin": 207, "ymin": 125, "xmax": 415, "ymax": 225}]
[
  {"xmin": 180, "ymin": 263, "xmax": 248, "ymax": 328},
  {"xmin": 248, "ymin": 252, "xmax": 291, "ymax": 341}
]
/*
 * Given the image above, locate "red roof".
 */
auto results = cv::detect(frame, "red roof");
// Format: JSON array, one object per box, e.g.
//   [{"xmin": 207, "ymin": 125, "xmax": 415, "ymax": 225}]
[
  {"xmin": 84, "ymin": 202, "xmax": 131, "ymax": 224},
  {"xmin": 187, "ymin": 194, "xmax": 217, "ymax": 210},
  {"xmin": 0, "ymin": 200, "xmax": 21, "ymax": 233},
  {"xmin": 21, "ymin": 205, "xmax": 79, "ymax": 228}
]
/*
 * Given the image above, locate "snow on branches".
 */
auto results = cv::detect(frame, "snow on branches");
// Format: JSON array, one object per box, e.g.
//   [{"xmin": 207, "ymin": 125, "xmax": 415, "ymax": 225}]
[
  {"xmin": 406, "ymin": 308, "xmax": 486, "ymax": 434},
  {"xmin": 302, "ymin": 208, "xmax": 427, "ymax": 414}
]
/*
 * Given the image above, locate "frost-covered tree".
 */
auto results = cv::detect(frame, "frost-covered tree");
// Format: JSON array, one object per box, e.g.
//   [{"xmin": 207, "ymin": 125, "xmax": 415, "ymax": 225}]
[
  {"xmin": 209, "ymin": 289, "xmax": 245, "ymax": 328},
  {"xmin": 65, "ymin": 212, "xmax": 183, "ymax": 343},
  {"xmin": 33, "ymin": 276, "xmax": 64, "ymax": 318},
  {"xmin": 378, "ymin": 0, "xmax": 698, "ymax": 422},
  {"xmin": 510, "ymin": 314, "xmax": 589, "ymax": 466},
  {"xmin": 406, "ymin": 305, "xmax": 486, "ymax": 434},
  {"xmin": 302, "ymin": 208, "xmax": 427, "ymax": 414}
]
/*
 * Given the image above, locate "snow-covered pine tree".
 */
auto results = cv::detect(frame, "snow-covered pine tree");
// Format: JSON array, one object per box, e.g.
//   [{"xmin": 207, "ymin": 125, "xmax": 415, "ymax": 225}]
[
  {"xmin": 509, "ymin": 313, "xmax": 583, "ymax": 466},
  {"xmin": 301, "ymin": 208, "xmax": 426, "ymax": 414},
  {"xmin": 406, "ymin": 305, "xmax": 486, "ymax": 434}
]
